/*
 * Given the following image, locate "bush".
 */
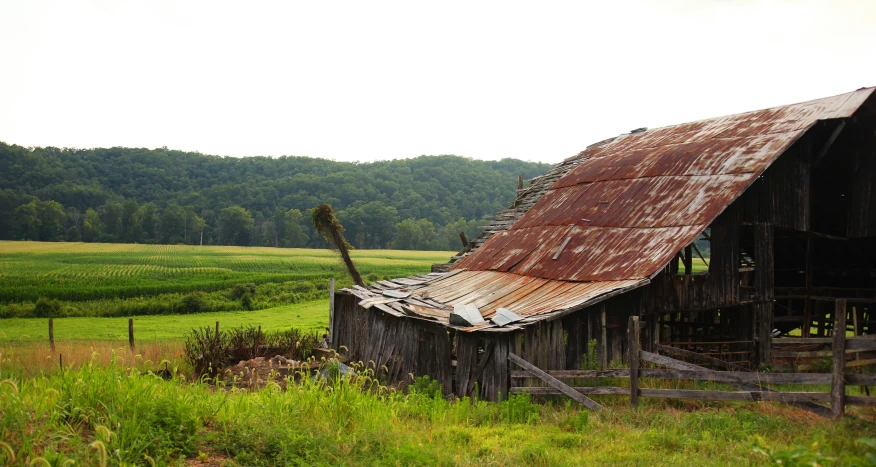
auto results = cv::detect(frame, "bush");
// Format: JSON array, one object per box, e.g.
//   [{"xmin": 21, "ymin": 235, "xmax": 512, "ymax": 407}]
[
  {"xmin": 180, "ymin": 292, "xmax": 208, "ymax": 314},
  {"xmin": 33, "ymin": 297, "xmax": 62, "ymax": 318},
  {"xmin": 184, "ymin": 325, "xmax": 321, "ymax": 377},
  {"xmin": 231, "ymin": 283, "xmax": 257, "ymax": 299},
  {"xmin": 184, "ymin": 326, "xmax": 228, "ymax": 378}
]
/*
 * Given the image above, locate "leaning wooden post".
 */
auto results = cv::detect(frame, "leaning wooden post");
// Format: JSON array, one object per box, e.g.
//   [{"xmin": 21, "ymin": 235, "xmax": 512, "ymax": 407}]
[
  {"xmin": 328, "ymin": 277, "xmax": 336, "ymax": 345},
  {"xmin": 628, "ymin": 315, "xmax": 640, "ymax": 408},
  {"xmin": 830, "ymin": 299, "xmax": 847, "ymax": 419},
  {"xmin": 128, "ymin": 318, "xmax": 135, "ymax": 351},
  {"xmin": 49, "ymin": 318, "xmax": 55, "ymax": 352}
]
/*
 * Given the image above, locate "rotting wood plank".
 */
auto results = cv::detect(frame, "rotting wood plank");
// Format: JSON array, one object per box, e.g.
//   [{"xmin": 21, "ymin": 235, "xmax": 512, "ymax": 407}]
[
  {"xmin": 655, "ymin": 343, "xmax": 743, "ymax": 370},
  {"xmin": 508, "ymin": 353, "xmax": 604, "ymax": 411},
  {"xmin": 643, "ymin": 350, "xmax": 832, "ymax": 416},
  {"xmin": 846, "ymin": 395, "xmax": 876, "ymax": 407},
  {"xmin": 639, "ymin": 389, "xmax": 831, "ymax": 404},
  {"xmin": 511, "ymin": 386, "xmax": 628, "ymax": 396},
  {"xmin": 466, "ymin": 341, "xmax": 495, "ymax": 396}
]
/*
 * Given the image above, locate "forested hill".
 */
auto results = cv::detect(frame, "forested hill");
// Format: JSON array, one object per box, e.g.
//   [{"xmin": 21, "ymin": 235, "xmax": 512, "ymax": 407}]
[{"xmin": 0, "ymin": 142, "xmax": 552, "ymax": 250}]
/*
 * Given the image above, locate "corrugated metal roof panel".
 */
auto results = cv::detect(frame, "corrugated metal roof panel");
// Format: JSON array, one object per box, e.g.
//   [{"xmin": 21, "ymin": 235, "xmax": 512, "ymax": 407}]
[{"xmin": 455, "ymin": 87, "xmax": 876, "ymax": 284}]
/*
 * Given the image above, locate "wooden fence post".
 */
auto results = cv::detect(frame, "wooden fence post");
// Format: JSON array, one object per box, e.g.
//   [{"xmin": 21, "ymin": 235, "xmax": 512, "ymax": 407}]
[
  {"xmin": 49, "ymin": 318, "xmax": 55, "ymax": 352},
  {"xmin": 329, "ymin": 277, "xmax": 335, "ymax": 345},
  {"xmin": 831, "ymin": 299, "xmax": 847, "ymax": 419},
  {"xmin": 628, "ymin": 315, "xmax": 640, "ymax": 407},
  {"xmin": 128, "ymin": 318, "xmax": 134, "ymax": 351},
  {"xmin": 599, "ymin": 305, "xmax": 607, "ymax": 368},
  {"xmin": 215, "ymin": 321, "xmax": 220, "ymax": 336}
]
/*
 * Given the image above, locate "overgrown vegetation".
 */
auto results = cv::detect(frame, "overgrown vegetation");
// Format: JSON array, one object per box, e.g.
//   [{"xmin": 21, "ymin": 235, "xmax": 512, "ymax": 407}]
[
  {"xmin": 185, "ymin": 325, "xmax": 320, "ymax": 377},
  {"xmin": 1, "ymin": 359, "xmax": 874, "ymax": 466}
]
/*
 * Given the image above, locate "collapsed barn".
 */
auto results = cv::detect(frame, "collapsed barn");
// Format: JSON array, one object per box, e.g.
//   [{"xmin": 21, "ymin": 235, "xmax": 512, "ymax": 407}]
[{"xmin": 331, "ymin": 87, "xmax": 876, "ymax": 401}]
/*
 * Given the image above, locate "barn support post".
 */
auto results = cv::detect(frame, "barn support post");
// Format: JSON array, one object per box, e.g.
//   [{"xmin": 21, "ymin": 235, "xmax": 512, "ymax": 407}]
[
  {"xmin": 802, "ymin": 234, "xmax": 814, "ymax": 338},
  {"xmin": 831, "ymin": 299, "xmax": 847, "ymax": 419},
  {"xmin": 755, "ymin": 223, "xmax": 774, "ymax": 366},
  {"xmin": 628, "ymin": 315, "xmax": 641, "ymax": 407}
]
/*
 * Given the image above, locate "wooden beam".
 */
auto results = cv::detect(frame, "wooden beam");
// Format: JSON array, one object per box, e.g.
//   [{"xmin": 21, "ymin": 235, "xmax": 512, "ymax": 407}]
[
  {"xmin": 329, "ymin": 278, "xmax": 336, "ymax": 345},
  {"xmin": 654, "ymin": 344, "xmax": 744, "ymax": 371},
  {"xmin": 814, "ymin": 120, "xmax": 846, "ymax": 167},
  {"xmin": 466, "ymin": 341, "xmax": 495, "ymax": 396},
  {"xmin": 683, "ymin": 245, "xmax": 693, "ymax": 275},
  {"xmin": 639, "ymin": 389, "xmax": 830, "ymax": 404},
  {"xmin": 508, "ymin": 353, "xmax": 604, "ymax": 411},
  {"xmin": 511, "ymin": 386, "xmax": 627, "ymax": 396},
  {"xmin": 831, "ymin": 299, "xmax": 847, "ymax": 419},
  {"xmin": 628, "ymin": 316, "xmax": 640, "ymax": 407},
  {"xmin": 599, "ymin": 305, "xmax": 608, "ymax": 368},
  {"xmin": 643, "ymin": 350, "xmax": 831, "ymax": 417}
]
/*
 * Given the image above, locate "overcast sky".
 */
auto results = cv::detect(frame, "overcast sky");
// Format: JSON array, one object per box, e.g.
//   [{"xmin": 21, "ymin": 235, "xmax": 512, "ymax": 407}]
[{"xmin": 1, "ymin": 1, "xmax": 874, "ymax": 164}]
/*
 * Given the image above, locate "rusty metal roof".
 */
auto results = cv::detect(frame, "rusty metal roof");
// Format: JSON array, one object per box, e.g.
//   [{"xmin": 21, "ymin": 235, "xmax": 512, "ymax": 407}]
[
  {"xmin": 455, "ymin": 87, "xmax": 876, "ymax": 282},
  {"xmin": 345, "ymin": 88, "xmax": 876, "ymax": 331}
]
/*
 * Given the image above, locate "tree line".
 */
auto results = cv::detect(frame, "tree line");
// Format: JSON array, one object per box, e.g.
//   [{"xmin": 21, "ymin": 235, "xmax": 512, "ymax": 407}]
[{"xmin": 0, "ymin": 143, "xmax": 551, "ymax": 250}]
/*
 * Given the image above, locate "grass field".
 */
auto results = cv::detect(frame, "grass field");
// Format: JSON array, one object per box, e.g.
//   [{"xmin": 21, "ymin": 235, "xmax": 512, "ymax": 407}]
[
  {"xmin": 0, "ymin": 301, "xmax": 329, "ymax": 342},
  {"xmin": 0, "ymin": 241, "xmax": 452, "ymax": 302},
  {"xmin": 3, "ymin": 241, "xmax": 874, "ymax": 466}
]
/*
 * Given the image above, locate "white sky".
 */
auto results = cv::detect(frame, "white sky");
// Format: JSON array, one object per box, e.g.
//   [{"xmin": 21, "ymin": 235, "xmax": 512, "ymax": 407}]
[{"xmin": 1, "ymin": 1, "xmax": 874, "ymax": 164}]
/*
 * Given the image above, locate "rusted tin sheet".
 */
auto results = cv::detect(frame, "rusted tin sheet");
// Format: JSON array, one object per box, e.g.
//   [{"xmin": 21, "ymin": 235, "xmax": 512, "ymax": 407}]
[
  {"xmin": 400, "ymin": 270, "xmax": 641, "ymax": 330},
  {"xmin": 455, "ymin": 87, "xmax": 876, "ymax": 283}
]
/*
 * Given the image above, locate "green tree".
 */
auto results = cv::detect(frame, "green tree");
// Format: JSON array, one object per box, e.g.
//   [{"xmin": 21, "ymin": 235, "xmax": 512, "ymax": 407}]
[
  {"xmin": 82, "ymin": 208, "xmax": 104, "ymax": 242},
  {"xmin": 138, "ymin": 202, "xmax": 158, "ymax": 242},
  {"xmin": 282, "ymin": 208, "xmax": 308, "ymax": 248},
  {"xmin": 121, "ymin": 199, "xmax": 142, "ymax": 242},
  {"xmin": 14, "ymin": 200, "xmax": 40, "ymax": 240},
  {"xmin": 219, "ymin": 205, "xmax": 253, "ymax": 245},
  {"xmin": 100, "ymin": 200, "xmax": 124, "ymax": 241},
  {"xmin": 160, "ymin": 204, "xmax": 184, "ymax": 244},
  {"xmin": 36, "ymin": 200, "xmax": 66, "ymax": 241}
]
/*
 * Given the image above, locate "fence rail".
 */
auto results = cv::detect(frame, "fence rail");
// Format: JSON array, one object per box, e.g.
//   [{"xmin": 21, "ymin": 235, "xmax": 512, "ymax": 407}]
[{"xmin": 510, "ymin": 301, "xmax": 876, "ymax": 418}]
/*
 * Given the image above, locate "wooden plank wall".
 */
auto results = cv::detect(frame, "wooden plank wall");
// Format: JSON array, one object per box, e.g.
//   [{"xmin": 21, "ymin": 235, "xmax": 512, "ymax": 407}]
[
  {"xmin": 332, "ymin": 292, "xmax": 453, "ymax": 394},
  {"xmin": 720, "ymin": 134, "xmax": 811, "ymax": 231},
  {"xmin": 848, "ymin": 122, "xmax": 876, "ymax": 237}
]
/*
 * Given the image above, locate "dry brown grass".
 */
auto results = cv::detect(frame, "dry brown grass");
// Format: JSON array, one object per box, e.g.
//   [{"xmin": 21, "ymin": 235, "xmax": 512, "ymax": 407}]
[{"xmin": 0, "ymin": 340, "xmax": 186, "ymax": 377}]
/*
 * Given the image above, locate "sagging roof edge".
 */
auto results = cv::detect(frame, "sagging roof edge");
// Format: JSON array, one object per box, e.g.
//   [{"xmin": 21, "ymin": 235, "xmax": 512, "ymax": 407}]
[{"xmin": 336, "ymin": 277, "xmax": 651, "ymax": 333}]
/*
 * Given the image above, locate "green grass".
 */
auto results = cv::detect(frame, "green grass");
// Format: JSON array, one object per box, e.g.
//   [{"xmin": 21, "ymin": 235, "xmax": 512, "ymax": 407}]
[
  {"xmin": 0, "ymin": 300, "xmax": 329, "ymax": 342},
  {"xmin": 0, "ymin": 362, "xmax": 873, "ymax": 466}
]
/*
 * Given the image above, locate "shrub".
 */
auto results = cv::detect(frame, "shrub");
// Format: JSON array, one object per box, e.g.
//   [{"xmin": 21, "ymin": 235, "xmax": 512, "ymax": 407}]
[
  {"xmin": 33, "ymin": 297, "xmax": 62, "ymax": 318},
  {"xmin": 231, "ymin": 283, "xmax": 257, "ymax": 299},
  {"xmin": 184, "ymin": 326, "xmax": 228, "ymax": 377},
  {"xmin": 180, "ymin": 292, "xmax": 208, "ymax": 314}
]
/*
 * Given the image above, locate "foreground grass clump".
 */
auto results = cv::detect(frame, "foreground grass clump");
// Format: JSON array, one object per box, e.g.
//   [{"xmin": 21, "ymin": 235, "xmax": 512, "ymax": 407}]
[{"xmin": 1, "ymin": 362, "xmax": 875, "ymax": 466}]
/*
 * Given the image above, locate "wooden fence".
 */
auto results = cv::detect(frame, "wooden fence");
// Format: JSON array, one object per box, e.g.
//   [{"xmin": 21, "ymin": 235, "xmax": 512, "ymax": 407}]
[{"xmin": 510, "ymin": 300, "xmax": 876, "ymax": 418}]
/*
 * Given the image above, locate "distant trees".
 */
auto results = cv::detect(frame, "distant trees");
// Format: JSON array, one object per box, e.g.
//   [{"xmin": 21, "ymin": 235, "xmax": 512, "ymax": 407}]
[
  {"xmin": 218, "ymin": 206, "xmax": 254, "ymax": 245},
  {"xmin": 0, "ymin": 142, "xmax": 551, "ymax": 249}
]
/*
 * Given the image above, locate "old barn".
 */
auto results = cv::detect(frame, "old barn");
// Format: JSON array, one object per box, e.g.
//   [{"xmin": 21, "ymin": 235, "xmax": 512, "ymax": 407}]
[{"xmin": 331, "ymin": 87, "xmax": 876, "ymax": 401}]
